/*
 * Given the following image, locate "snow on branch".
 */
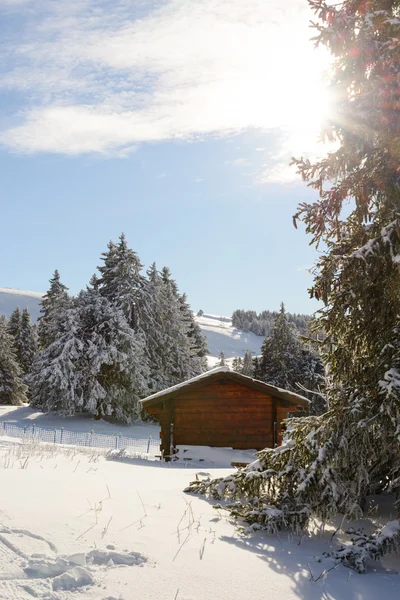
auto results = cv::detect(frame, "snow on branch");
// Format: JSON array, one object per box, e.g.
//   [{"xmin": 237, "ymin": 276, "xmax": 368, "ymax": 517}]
[{"xmin": 326, "ymin": 520, "xmax": 400, "ymax": 573}]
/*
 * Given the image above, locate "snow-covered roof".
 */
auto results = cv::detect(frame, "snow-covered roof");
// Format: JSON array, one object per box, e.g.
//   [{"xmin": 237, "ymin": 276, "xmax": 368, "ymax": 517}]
[{"xmin": 140, "ymin": 366, "xmax": 310, "ymax": 408}]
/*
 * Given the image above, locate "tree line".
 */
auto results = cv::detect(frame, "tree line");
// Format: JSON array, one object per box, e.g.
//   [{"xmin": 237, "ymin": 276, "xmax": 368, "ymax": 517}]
[
  {"xmin": 225, "ymin": 303, "xmax": 325, "ymax": 414},
  {"xmin": 0, "ymin": 234, "xmax": 208, "ymax": 421},
  {"xmin": 231, "ymin": 308, "xmax": 309, "ymax": 337}
]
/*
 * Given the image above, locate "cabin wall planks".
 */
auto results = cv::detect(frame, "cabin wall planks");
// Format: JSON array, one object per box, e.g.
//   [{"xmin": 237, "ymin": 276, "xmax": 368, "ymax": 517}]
[{"xmin": 145, "ymin": 377, "xmax": 301, "ymax": 458}]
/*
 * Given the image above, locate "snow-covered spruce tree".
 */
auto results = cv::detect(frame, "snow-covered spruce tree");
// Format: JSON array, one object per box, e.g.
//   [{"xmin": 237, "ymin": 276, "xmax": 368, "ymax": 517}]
[
  {"xmin": 0, "ymin": 316, "xmax": 28, "ymax": 405},
  {"xmin": 241, "ymin": 350, "xmax": 254, "ymax": 377},
  {"xmin": 257, "ymin": 303, "xmax": 325, "ymax": 410},
  {"xmin": 232, "ymin": 356, "xmax": 243, "ymax": 371},
  {"xmin": 97, "ymin": 244, "xmax": 206, "ymax": 394},
  {"xmin": 178, "ymin": 293, "xmax": 208, "ymax": 373},
  {"xmin": 38, "ymin": 270, "xmax": 71, "ymax": 348},
  {"xmin": 232, "ymin": 352, "xmax": 254, "ymax": 376},
  {"xmin": 97, "ymin": 233, "xmax": 149, "ymax": 331},
  {"xmin": 297, "ymin": 347, "xmax": 326, "ymax": 415},
  {"xmin": 157, "ymin": 267, "xmax": 204, "ymax": 386},
  {"xmin": 77, "ymin": 287, "xmax": 149, "ymax": 421},
  {"xmin": 258, "ymin": 302, "xmax": 303, "ymax": 389},
  {"xmin": 8, "ymin": 307, "xmax": 39, "ymax": 383},
  {"xmin": 7, "ymin": 307, "xmax": 22, "ymax": 353},
  {"xmin": 30, "ymin": 302, "xmax": 84, "ymax": 413},
  {"xmin": 253, "ymin": 355, "xmax": 261, "ymax": 379},
  {"xmin": 31, "ymin": 286, "xmax": 149, "ymax": 421},
  {"xmin": 19, "ymin": 309, "xmax": 38, "ymax": 376},
  {"xmin": 143, "ymin": 262, "xmax": 170, "ymax": 393},
  {"xmin": 217, "ymin": 351, "xmax": 226, "ymax": 367},
  {"xmin": 187, "ymin": 0, "xmax": 400, "ymax": 572}
]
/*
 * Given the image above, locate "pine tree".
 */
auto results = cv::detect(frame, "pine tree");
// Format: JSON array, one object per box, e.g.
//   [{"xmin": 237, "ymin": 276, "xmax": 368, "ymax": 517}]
[
  {"xmin": 97, "ymin": 234, "xmax": 146, "ymax": 330},
  {"xmin": 258, "ymin": 303, "xmax": 302, "ymax": 389},
  {"xmin": 19, "ymin": 309, "xmax": 38, "ymax": 376},
  {"xmin": 231, "ymin": 357, "xmax": 243, "ymax": 372},
  {"xmin": 297, "ymin": 347, "xmax": 325, "ymax": 415},
  {"xmin": 160, "ymin": 266, "xmax": 179, "ymax": 295},
  {"xmin": 143, "ymin": 262, "xmax": 169, "ymax": 392},
  {"xmin": 241, "ymin": 350, "xmax": 254, "ymax": 377},
  {"xmin": 7, "ymin": 307, "xmax": 22, "ymax": 353},
  {"xmin": 77, "ymin": 288, "xmax": 149, "ymax": 421},
  {"xmin": 0, "ymin": 316, "xmax": 28, "ymax": 405},
  {"xmin": 31, "ymin": 289, "xmax": 149, "ymax": 421},
  {"xmin": 96, "ymin": 240, "xmax": 118, "ymax": 291},
  {"xmin": 38, "ymin": 270, "xmax": 70, "ymax": 348},
  {"xmin": 187, "ymin": 0, "xmax": 400, "ymax": 571},
  {"xmin": 157, "ymin": 267, "xmax": 199, "ymax": 385},
  {"xmin": 7, "ymin": 307, "xmax": 38, "ymax": 381},
  {"xmin": 231, "ymin": 353, "xmax": 254, "ymax": 376},
  {"xmin": 256, "ymin": 303, "xmax": 324, "ymax": 407},
  {"xmin": 30, "ymin": 304, "xmax": 83, "ymax": 413},
  {"xmin": 178, "ymin": 293, "xmax": 208, "ymax": 373},
  {"xmin": 217, "ymin": 351, "xmax": 226, "ymax": 367},
  {"xmin": 253, "ymin": 356, "xmax": 261, "ymax": 379}
]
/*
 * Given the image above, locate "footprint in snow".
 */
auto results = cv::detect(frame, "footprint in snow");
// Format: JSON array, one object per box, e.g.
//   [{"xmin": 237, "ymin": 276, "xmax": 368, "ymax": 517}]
[{"xmin": 0, "ymin": 525, "xmax": 150, "ymax": 599}]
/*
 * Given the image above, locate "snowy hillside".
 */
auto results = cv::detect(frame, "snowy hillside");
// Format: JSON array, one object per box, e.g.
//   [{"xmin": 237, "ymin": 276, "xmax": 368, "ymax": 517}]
[
  {"xmin": 195, "ymin": 313, "xmax": 263, "ymax": 367},
  {"xmin": 0, "ymin": 288, "xmax": 43, "ymax": 321},
  {"xmin": 0, "ymin": 291, "xmax": 263, "ymax": 365}
]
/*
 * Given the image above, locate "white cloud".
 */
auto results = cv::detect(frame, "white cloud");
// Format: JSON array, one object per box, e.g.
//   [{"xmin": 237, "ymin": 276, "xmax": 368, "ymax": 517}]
[
  {"xmin": 0, "ymin": 0, "xmax": 32, "ymax": 5},
  {"xmin": 0, "ymin": 0, "xmax": 329, "ymax": 158},
  {"xmin": 225, "ymin": 158, "xmax": 250, "ymax": 167}
]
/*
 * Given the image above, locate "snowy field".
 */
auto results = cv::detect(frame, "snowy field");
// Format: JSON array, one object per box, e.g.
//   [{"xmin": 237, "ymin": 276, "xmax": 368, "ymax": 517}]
[
  {"xmin": 195, "ymin": 313, "xmax": 263, "ymax": 367},
  {"xmin": 0, "ymin": 425, "xmax": 399, "ymax": 599}
]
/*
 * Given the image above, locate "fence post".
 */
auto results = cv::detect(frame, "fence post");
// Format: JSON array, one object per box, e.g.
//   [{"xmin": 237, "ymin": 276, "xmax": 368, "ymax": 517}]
[
  {"xmin": 32, "ymin": 423, "xmax": 35, "ymax": 438},
  {"xmin": 4, "ymin": 422, "xmax": 7, "ymax": 433},
  {"xmin": 90, "ymin": 430, "xmax": 93, "ymax": 447},
  {"xmin": 24, "ymin": 425, "xmax": 26, "ymax": 437},
  {"xmin": 53, "ymin": 429, "xmax": 57, "ymax": 444},
  {"xmin": 146, "ymin": 436, "xmax": 152, "ymax": 454},
  {"xmin": 115, "ymin": 434, "xmax": 120, "ymax": 450},
  {"xmin": 60, "ymin": 427, "xmax": 64, "ymax": 444}
]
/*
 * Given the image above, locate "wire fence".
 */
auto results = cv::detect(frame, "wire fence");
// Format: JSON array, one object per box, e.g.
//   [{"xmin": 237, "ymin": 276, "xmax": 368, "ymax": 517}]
[{"xmin": 0, "ymin": 420, "xmax": 160, "ymax": 457}]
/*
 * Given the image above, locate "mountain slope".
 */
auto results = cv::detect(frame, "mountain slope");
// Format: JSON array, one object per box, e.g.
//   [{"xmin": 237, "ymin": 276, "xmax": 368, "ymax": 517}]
[
  {"xmin": 194, "ymin": 313, "xmax": 263, "ymax": 366},
  {"xmin": 0, "ymin": 288, "xmax": 43, "ymax": 322}
]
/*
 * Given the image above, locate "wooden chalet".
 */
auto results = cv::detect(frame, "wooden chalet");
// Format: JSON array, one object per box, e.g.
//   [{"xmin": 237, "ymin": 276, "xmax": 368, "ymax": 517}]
[{"xmin": 140, "ymin": 366, "xmax": 309, "ymax": 460}]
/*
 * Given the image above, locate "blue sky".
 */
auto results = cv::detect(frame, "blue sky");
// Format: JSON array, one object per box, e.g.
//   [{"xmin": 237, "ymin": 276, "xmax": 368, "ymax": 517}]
[{"xmin": 0, "ymin": 0, "xmax": 328, "ymax": 316}]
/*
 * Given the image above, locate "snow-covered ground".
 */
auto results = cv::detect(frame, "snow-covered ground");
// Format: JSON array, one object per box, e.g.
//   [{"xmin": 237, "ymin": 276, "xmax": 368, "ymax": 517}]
[
  {"xmin": 0, "ymin": 432, "xmax": 398, "ymax": 600},
  {"xmin": 0, "ymin": 405, "xmax": 159, "ymax": 438},
  {"xmin": 195, "ymin": 313, "xmax": 263, "ymax": 367}
]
